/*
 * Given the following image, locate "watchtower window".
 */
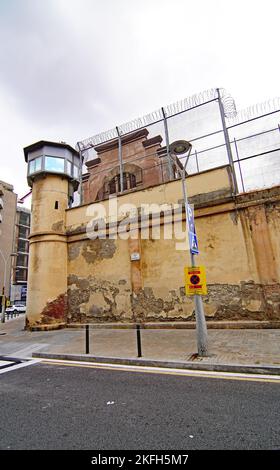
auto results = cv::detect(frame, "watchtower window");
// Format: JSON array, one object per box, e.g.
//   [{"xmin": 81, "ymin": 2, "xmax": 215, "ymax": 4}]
[{"xmin": 108, "ymin": 172, "xmax": 137, "ymax": 195}]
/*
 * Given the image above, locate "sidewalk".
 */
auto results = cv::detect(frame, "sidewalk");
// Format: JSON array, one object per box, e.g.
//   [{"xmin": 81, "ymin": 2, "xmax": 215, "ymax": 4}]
[{"xmin": 1, "ymin": 315, "xmax": 280, "ymax": 374}]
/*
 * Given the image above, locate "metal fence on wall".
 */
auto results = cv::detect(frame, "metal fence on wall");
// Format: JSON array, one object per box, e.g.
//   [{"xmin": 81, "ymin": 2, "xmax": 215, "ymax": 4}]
[{"xmin": 76, "ymin": 88, "xmax": 280, "ymax": 202}]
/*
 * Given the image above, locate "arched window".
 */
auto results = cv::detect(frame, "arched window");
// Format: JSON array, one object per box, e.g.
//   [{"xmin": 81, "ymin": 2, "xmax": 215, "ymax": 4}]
[{"xmin": 108, "ymin": 172, "xmax": 137, "ymax": 195}]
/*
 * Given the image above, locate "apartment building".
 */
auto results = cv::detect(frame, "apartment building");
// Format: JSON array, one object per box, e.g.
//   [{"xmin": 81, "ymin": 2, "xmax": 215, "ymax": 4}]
[
  {"xmin": 0, "ymin": 180, "xmax": 17, "ymax": 298},
  {"xmin": 10, "ymin": 206, "xmax": 31, "ymax": 304}
]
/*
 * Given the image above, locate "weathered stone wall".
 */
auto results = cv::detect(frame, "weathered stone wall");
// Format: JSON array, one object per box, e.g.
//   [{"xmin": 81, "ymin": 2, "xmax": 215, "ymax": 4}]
[
  {"xmin": 67, "ymin": 238, "xmax": 133, "ymax": 323},
  {"xmin": 130, "ymin": 283, "xmax": 280, "ymax": 322},
  {"xmin": 65, "ymin": 166, "xmax": 280, "ymax": 324}
]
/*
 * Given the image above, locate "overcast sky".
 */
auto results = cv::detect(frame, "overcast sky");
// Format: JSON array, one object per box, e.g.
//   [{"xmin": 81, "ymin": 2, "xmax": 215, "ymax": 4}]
[{"xmin": 0, "ymin": 0, "xmax": 279, "ymax": 200}]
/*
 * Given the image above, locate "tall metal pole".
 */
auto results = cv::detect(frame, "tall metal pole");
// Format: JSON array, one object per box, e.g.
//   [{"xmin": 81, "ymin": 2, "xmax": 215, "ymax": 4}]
[
  {"xmin": 216, "ymin": 88, "xmax": 238, "ymax": 194},
  {"xmin": 195, "ymin": 150, "xmax": 199, "ymax": 173},
  {"xmin": 180, "ymin": 156, "xmax": 208, "ymax": 356},
  {"xmin": 233, "ymin": 137, "xmax": 245, "ymax": 193},
  {"xmin": 0, "ymin": 249, "xmax": 7, "ymax": 323},
  {"xmin": 161, "ymin": 107, "xmax": 173, "ymax": 181},
  {"xmin": 77, "ymin": 142, "xmax": 84, "ymax": 205},
  {"xmin": 116, "ymin": 126, "xmax": 124, "ymax": 193}
]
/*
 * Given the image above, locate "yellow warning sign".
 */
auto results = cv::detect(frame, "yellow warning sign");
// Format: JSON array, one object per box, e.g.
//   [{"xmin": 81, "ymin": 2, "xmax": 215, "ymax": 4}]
[{"xmin": 185, "ymin": 265, "xmax": 207, "ymax": 295}]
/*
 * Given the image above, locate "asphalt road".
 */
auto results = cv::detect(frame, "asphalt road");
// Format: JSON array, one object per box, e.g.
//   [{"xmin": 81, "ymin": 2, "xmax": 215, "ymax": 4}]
[{"xmin": 0, "ymin": 361, "xmax": 280, "ymax": 450}]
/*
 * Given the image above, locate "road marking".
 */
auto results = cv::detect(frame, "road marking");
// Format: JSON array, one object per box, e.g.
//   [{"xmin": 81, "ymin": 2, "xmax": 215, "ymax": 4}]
[
  {"xmin": 11, "ymin": 344, "xmax": 49, "ymax": 359},
  {"xmin": 0, "ymin": 359, "xmax": 41, "ymax": 375},
  {"xmin": 0, "ymin": 360, "xmax": 12, "ymax": 367},
  {"xmin": 38, "ymin": 358, "xmax": 280, "ymax": 384}
]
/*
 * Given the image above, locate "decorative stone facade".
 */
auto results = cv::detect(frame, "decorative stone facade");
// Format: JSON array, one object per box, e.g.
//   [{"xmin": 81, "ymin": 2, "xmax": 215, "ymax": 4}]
[{"xmin": 82, "ymin": 129, "xmax": 178, "ymax": 203}]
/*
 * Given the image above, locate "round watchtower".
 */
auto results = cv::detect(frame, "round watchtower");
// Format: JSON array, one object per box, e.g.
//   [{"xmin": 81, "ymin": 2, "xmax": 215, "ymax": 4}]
[{"xmin": 24, "ymin": 141, "xmax": 81, "ymax": 329}]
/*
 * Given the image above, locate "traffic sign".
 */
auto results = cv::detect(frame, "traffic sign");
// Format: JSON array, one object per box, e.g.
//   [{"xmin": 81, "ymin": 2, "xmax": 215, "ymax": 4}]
[
  {"xmin": 187, "ymin": 205, "xmax": 199, "ymax": 254},
  {"xmin": 188, "ymin": 231, "xmax": 199, "ymax": 254},
  {"xmin": 185, "ymin": 266, "xmax": 207, "ymax": 295},
  {"xmin": 187, "ymin": 205, "xmax": 195, "ymax": 232}
]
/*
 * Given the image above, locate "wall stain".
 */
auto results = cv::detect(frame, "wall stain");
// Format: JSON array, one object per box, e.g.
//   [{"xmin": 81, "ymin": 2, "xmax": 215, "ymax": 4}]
[
  {"xmin": 68, "ymin": 242, "xmax": 83, "ymax": 261},
  {"xmin": 41, "ymin": 293, "xmax": 67, "ymax": 323},
  {"xmin": 132, "ymin": 287, "xmax": 194, "ymax": 322},
  {"xmin": 52, "ymin": 220, "xmax": 64, "ymax": 232},
  {"xmin": 82, "ymin": 239, "xmax": 116, "ymax": 263},
  {"xmin": 68, "ymin": 239, "xmax": 116, "ymax": 264},
  {"xmin": 67, "ymin": 274, "xmax": 122, "ymax": 322}
]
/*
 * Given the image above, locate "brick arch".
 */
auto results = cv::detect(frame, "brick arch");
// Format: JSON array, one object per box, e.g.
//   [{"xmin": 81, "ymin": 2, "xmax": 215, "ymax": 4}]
[
  {"xmin": 105, "ymin": 162, "xmax": 142, "ymax": 181},
  {"xmin": 95, "ymin": 163, "xmax": 143, "ymax": 200}
]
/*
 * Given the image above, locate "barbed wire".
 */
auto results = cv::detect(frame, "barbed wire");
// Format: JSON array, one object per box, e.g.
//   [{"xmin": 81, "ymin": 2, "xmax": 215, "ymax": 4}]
[
  {"xmin": 77, "ymin": 88, "xmax": 237, "ymax": 155},
  {"xmin": 77, "ymin": 89, "xmax": 280, "ymax": 168},
  {"xmin": 226, "ymin": 97, "xmax": 280, "ymax": 125}
]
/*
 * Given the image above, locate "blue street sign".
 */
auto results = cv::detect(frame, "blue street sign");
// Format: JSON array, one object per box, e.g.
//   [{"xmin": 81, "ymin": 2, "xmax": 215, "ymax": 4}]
[
  {"xmin": 189, "ymin": 231, "xmax": 199, "ymax": 254},
  {"xmin": 187, "ymin": 205, "xmax": 199, "ymax": 254},
  {"xmin": 187, "ymin": 205, "xmax": 195, "ymax": 232}
]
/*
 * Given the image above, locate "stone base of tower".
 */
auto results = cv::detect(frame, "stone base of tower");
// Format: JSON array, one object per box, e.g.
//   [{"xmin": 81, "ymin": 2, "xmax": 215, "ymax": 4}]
[
  {"xmin": 25, "ymin": 231, "xmax": 69, "ymax": 330},
  {"xmin": 25, "ymin": 319, "xmax": 67, "ymax": 331}
]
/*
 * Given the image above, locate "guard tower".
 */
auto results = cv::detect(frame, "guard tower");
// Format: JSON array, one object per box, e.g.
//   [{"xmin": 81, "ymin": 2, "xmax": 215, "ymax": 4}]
[{"xmin": 24, "ymin": 141, "xmax": 81, "ymax": 328}]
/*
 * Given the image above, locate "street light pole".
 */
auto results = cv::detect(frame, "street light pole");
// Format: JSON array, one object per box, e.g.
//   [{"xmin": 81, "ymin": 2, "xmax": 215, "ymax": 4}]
[
  {"xmin": 0, "ymin": 250, "xmax": 17, "ymax": 323},
  {"xmin": 0, "ymin": 249, "xmax": 7, "ymax": 323},
  {"xmin": 169, "ymin": 141, "xmax": 208, "ymax": 357}
]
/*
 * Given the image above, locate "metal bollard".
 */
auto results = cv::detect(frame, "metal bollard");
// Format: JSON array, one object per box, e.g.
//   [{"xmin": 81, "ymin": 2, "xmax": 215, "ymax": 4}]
[
  {"xmin": 85, "ymin": 324, "xmax": 90, "ymax": 354},
  {"xmin": 136, "ymin": 324, "xmax": 142, "ymax": 358}
]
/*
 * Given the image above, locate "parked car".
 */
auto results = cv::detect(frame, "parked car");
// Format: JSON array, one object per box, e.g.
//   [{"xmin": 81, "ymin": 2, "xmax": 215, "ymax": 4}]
[{"xmin": 5, "ymin": 304, "xmax": 26, "ymax": 314}]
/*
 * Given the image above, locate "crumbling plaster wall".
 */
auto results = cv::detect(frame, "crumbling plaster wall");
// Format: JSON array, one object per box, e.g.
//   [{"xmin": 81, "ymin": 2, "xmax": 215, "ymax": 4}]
[
  {"xmin": 137, "ymin": 209, "xmax": 279, "ymax": 322},
  {"xmin": 67, "ymin": 237, "xmax": 133, "ymax": 323},
  {"xmin": 65, "ymin": 168, "xmax": 280, "ymax": 323}
]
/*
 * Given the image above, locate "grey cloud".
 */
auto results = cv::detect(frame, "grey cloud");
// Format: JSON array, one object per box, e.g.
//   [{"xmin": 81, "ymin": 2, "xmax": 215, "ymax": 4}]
[{"xmin": 0, "ymin": 0, "xmax": 122, "ymax": 128}]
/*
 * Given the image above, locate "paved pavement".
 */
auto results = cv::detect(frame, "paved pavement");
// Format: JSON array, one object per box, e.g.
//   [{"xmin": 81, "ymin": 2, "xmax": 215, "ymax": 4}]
[{"xmin": 1, "ymin": 315, "xmax": 280, "ymax": 368}]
